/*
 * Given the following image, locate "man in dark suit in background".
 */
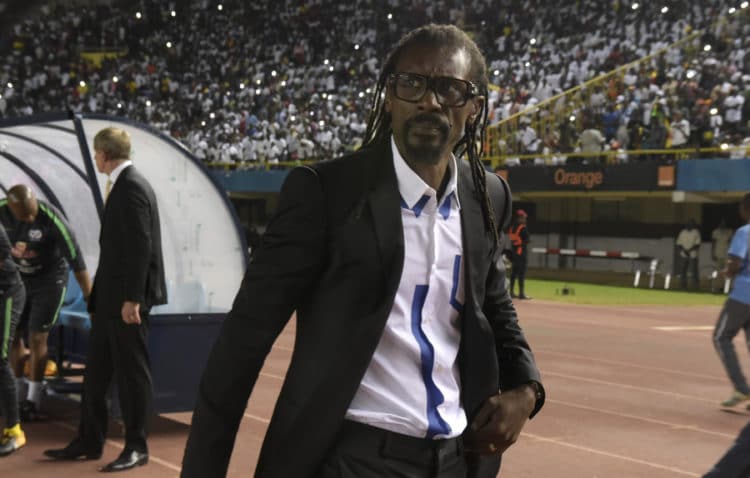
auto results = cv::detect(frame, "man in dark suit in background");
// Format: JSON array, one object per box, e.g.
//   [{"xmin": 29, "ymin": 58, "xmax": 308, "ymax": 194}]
[
  {"xmin": 182, "ymin": 24, "xmax": 544, "ymax": 478},
  {"xmin": 44, "ymin": 127, "xmax": 167, "ymax": 472}
]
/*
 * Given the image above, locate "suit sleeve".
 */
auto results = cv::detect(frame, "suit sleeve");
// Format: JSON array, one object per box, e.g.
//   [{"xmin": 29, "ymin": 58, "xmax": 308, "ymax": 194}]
[
  {"xmin": 117, "ymin": 185, "xmax": 153, "ymax": 304},
  {"xmin": 181, "ymin": 166, "xmax": 327, "ymax": 477},
  {"xmin": 483, "ymin": 173, "xmax": 544, "ymax": 417}
]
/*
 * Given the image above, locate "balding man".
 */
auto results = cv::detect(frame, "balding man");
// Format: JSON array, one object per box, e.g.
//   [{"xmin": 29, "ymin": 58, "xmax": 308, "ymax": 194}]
[{"xmin": 0, "ymin": 185, "xmax": 92, "ymax": 421}]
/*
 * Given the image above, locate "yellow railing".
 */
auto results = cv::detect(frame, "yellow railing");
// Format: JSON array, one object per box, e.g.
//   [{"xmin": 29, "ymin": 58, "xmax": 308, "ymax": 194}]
[
  {"xmin": 486, "ymin": 146, "xmax": 750, "ymax": 169},
  {"xmin": 486, "ymin": 29, "xmax": 705, "ymax": 158},
  {"xmin": 206, "ymin": 160, "xmax": 310, "ymax": 170},
  {"xmin": 203, "ymin": 145, "xmax": 750, "ymax": 171},
  {"xmin": 80, "ymin": 48, "xmax": 129, "ymax": 67}
]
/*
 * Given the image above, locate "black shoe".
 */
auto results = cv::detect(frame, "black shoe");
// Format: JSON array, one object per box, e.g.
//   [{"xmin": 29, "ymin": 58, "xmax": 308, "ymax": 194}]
[
  {"xmin": 100, "ymin": 449, "xmax": 148, "ymax": 472},
  {"xmin": 518, "ymin": 295, "xmax": 532, "ymax": 300},
  {"xmin": 19, "ymin": 400, "xmax": 47, "ymax": 422},
  {"xmin": 44, "ymin": 439, "xmax": 102, "ymax": 460}
]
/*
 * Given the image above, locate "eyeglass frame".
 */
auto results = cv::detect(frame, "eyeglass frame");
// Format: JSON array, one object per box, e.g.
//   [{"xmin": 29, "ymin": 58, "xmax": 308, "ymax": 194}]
[{"xmin": 387, "ymin": 72, "xmax": 480, "ymax": 108}]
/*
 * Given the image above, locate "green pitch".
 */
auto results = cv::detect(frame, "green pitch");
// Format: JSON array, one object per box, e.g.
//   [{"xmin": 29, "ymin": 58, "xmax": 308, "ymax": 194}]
[{"xmin": 523, "ymin": 279, "xmax": 727, "ymax": 306}]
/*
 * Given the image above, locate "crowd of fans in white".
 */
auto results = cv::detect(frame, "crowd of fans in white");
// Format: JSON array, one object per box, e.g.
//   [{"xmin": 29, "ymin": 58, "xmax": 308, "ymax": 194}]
[{"xmin": 0, "ymin": 0, "xmax": 749, "ymax": 166}]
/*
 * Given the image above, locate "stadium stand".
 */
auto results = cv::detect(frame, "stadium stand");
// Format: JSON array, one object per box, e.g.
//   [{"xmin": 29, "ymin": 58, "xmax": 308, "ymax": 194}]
[{"xmin": 0, "ymin": 0, "xmax": 748, "ymax": 167}]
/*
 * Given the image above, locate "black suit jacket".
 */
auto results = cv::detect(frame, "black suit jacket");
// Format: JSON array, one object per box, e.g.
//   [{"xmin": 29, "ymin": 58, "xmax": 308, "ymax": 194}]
[
  {"xmin": 89, "ymin": 165, "xmax": 167, "ymax": 317},
  {"xmin": 182, "ymin": 140, "xmax": 543, "ymax": 478}
]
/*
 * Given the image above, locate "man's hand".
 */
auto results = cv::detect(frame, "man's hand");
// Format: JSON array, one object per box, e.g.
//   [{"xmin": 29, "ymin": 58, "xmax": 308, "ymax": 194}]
[
  {"xmin": 465, "ymin": 385, "xmax": 536, "ymax": 455},
  {"xmin": 121, "ymin": 301, "xmax": 141, "ymax": 325}
]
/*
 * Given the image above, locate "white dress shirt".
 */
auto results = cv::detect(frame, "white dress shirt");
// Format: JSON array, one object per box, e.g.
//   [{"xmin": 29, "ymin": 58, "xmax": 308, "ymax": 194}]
[
  {"xmin": 108, "ymin": 160, "xmax": 133, "ymax": 188},
  {"xmin": 345, "ymin": 137, "xmax": 467, "ymax": 439}
]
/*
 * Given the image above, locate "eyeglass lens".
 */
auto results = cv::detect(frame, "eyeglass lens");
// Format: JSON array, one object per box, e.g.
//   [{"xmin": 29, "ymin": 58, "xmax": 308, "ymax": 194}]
[{"xmin": 393, "ymin": 74, "xmax": 470, "ymax": 106}]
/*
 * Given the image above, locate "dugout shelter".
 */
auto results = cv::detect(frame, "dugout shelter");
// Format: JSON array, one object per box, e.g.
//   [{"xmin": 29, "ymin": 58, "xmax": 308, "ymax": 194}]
[{"xmin": 0, "ymin": 112, "xmax": 248, "ymax": 413}]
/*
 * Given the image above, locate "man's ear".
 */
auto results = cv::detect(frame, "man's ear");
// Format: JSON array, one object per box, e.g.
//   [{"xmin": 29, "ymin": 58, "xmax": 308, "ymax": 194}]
[
  {"xmin": 467, "ymin": 96, "xmax": 485, "ymax": 124},
  {"xmin": 384, "ymin": 89, "xmax": 393, "ymax": 113}
]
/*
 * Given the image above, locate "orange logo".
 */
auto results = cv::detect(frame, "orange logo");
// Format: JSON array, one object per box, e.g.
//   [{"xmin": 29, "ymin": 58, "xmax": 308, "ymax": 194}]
[{"xmin": 554, "ymin": 169, "xmax": 603, "ymax": 189}]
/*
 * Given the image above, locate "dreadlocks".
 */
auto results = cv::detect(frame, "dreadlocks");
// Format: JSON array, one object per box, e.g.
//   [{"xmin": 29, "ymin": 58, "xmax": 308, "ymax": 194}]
[{"xmin": 362, "ymin": 24, "xmax": 499, "ymax": 244}]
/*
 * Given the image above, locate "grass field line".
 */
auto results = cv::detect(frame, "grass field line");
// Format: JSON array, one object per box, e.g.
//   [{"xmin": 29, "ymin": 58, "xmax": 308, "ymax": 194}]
[
  {"xmin": 243, "ymin": 412, "xmax": 271, "ymax": 424},
  {"xmin": 51, "ymin": 420, "xmax": 182, "ymax": 472},
  {"xmin": 547, "ymin": 398, "xmax": 736, "ymax": 439},
  {"xmin": 524, "ymin": 309, "xmax": 715, "ymax": 333},
  {"xmin": 260, "ymin": 371, "xmax": 285, "ymax": 381},
  {"xmin": 543, "ymin": 370, "xmax": 717, "ymax": 404},
  {"xmin": 272, "ymin": 343, "xmax": 294, "ymax": 352},
  {"xmin": 653, "ymin": 326, "xmax": 715, "ymax": 331},
  {"xmin": 528, "ymin": 315, "xmax": 717, "ymax": 343},
  {"xmin": 521, "ymin": 431, "xmax": 701, "ymax": 477},
  {"xmin": 534, "ymin": 349, "xmax": 725, "ymax": 382}
]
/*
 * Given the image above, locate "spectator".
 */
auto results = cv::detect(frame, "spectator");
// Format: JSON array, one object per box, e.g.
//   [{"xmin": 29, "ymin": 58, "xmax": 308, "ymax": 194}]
[
  {"xmin": 669, "ymin": 110, "xmax": 691, "ymax": 150},
  {"xmin": 676, "ymin": 219, "xmax": 702, "ymax": 290},
  {"xmin": 579, "ymin": 121, "xmax": 606, "ymax": 164},
  {"xmin": 713, "ymin": 219, "xmax": 733, "ymax": 272}
]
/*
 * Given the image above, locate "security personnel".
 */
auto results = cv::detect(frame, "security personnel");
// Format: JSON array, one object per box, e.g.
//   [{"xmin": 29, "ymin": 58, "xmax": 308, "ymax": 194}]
[
  {"xmin": 0, "ymin": 185, "xmax": 92, "ymax": 421},
  {"xmin": 508, "ymin": 209, "xmax": 531, "ymax": 299}
]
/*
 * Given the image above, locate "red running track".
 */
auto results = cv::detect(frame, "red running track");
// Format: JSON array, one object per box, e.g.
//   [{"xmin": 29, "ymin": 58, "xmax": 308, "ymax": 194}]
[{"xmin": 4, "ymin": 300, "xmax": 746, "ymax": 477}]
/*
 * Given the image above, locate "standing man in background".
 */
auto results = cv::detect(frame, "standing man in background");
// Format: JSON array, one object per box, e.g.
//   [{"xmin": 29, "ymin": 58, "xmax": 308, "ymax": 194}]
[
  {"xmin": 676, "ymin": 219, "xmax": 702, "ymax": 290},
  {"xmin": 669, "ymin": 110, "xmax": 691, "ymax": 150},
  {"xmin": 0, "ymin": 185, "xmax": 92, "ymax": 422},
  {"xmin": 508, "ymin": 209, "xmax": 531, "ymax": 300},
  {"xmin": 0, "ymin": 223, "xmax": 26, "ymax": 456},
  {"xmin": 45, "ymin": 127, "xmax": 167, "ymax": 472},
  {"xmin": 713, "ymin": 219, "xmax": 733, "ymax": 273},
  {"xmin": 713, "ymin": 194, "xmax": 750, "ymax": 408},
  {"xmin": 182, "ymin": 24, "xmax": 544, "ymax": 478},
  {"xmin": 712, "ymin": 219, "xmax": 734, "ymax": 293}
]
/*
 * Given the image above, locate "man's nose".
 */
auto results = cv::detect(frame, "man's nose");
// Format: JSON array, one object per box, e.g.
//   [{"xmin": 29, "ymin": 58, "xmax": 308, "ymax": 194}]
[{"xmin": 418, "ymin": 87, "xmax": 442, "ymax": 110}]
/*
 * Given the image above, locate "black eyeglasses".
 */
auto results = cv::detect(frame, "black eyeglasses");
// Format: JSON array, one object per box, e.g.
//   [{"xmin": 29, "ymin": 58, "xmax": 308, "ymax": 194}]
[{"xmin": 388, "ymin": 72, "xmax": 478, "ymax": 107}]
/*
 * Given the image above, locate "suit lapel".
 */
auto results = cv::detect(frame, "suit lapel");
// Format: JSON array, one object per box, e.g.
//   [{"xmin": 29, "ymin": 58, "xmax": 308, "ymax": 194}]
[
  {"xmin": 365, "ymin": 141, "xmax": 404, "ymax": 294},
  {"xmin": 457, "ymin": 159, "xmax": 487, "ymax": 299}
]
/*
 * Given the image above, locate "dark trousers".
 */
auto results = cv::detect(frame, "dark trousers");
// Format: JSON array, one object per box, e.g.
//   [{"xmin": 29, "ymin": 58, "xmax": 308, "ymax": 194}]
[
  {"xmin": 316, "ymin": 420, "xmax": 467, "ymax": 478},
  {"xmin": 713, "ymin": 299, "xmax": 750, "ymax": 395},
  {"xmin": 680, "ymin": 256, "xmax": 699, "ymax": 290},
  {"xmin": 0, "ymin": 283, "xmax": 25, "ymax": 428},
  {"xmin": 78, "ymin": 309, "xmax": 152, "ymax": 453},
  {"xmin": 510, "ymin": 255, "xmax": 528, "ymax": 296},
  {"xmin": 704, "ymin": 421, "xmax": 750, "ymax": 477}
]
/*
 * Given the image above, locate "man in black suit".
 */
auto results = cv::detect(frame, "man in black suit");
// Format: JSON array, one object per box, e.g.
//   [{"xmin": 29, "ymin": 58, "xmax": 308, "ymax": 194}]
[
  {"xmin": 44, "ymin": 127, "xmax": 167, "ymax": 472},
  {"xmin": 182, "ymin": 24, "xmax": 544, "ymax": 478}
]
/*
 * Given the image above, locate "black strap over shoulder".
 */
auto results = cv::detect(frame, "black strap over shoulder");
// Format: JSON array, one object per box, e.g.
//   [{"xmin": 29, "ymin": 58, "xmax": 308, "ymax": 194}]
[{"xmin": 485, "ymin": 172, "xmax": 513, "ymax": 231}]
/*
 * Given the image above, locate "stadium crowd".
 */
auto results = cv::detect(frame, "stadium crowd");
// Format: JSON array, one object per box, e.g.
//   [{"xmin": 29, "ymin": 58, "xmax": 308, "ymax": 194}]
[{"xmin": 0, "ymin": 0, "xmax": 749, "ymax": 166}]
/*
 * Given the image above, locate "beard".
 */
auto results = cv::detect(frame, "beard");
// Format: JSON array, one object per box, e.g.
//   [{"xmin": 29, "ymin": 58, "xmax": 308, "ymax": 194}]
[{"xmin": 400, "ymin": 113, "xmax": 452, "ymax": 165}]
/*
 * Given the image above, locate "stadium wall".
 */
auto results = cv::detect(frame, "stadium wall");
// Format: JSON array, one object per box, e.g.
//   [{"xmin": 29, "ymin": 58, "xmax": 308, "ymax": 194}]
[{"xmin": 211, "ymin": 158, "xmax": 747, "ymax": 279}]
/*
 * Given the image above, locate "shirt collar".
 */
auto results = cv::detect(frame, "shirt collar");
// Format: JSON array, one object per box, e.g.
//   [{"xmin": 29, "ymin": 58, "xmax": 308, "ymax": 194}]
[
  {"xmin": 109, "ymin": 160, "xmax": 133, "ymax": 185},
  {"xmin": 391, "ymin": 136, "xmax": 460, "ymax": 210}
]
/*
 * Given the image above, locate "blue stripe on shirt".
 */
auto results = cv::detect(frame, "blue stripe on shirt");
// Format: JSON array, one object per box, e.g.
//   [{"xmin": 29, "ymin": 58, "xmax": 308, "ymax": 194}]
[
  {"xmin": 439, "ymin": 193, "xmax": 453, "ymax": 220},
  {"xmin": 401, "ymin": 195, "xmax": 431, "ymax": 218},
  {"xmin": 449, "ymin": 255, "xmax": 463, "ymax": 313},
  {"xmin": 410, "ymin": 284, "xmax": 451, "ymax": 438}
]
